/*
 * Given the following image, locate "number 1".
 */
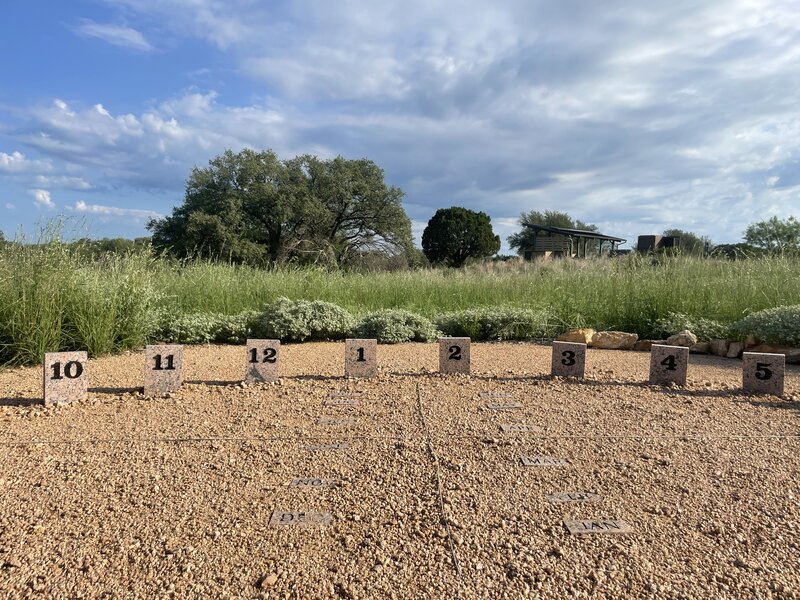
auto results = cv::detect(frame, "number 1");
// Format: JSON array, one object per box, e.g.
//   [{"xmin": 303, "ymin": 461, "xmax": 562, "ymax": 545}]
[
  {"xmin": 356, "ymin": 347, "xmax": 366, "ymax": 362},
  {"xmin": 153, "ymin": 354, "xmax": 175, "ymax": 371}
]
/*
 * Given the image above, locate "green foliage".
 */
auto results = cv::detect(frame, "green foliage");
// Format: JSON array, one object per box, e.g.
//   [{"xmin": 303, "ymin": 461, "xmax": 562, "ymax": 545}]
[
  {"xmin": 744, "ymin": 215, "xmax": 800, "ymax": 252},
  {"xmin": 253, "ymin": 297, "xmax": 355, "ymax": 342},
  {"xmin": 421, "ymin": 207, "xmax": 500, "ymax": 267},
  {"xmin": 710, "ymin": 243, "xmax": 763, "ymax": 260},
  {"xmin": 155, "ymin": 310, "xmax": 259, "ymax": 344},
  {"xmin": 508, "ymin": 210, "xmax": 598, "ymax": 255},
  {"xmin": 436, "ymin": 307, "xmax": 562, "ymax": 341},
  {"xmin": 731, "ymin": 305, "xmax": 800, "ymax": 346},
  {"xmin": 148, "ymin": 149, "xmax": 412, "ymax": 267},
  {"xmin": 650, "ymin": 312, "xmax": 729, "ymax": 342},
  {"xmin": 662, "ymin": 229, "xmax": 712, "ymax": 256},
  {"xmin": 354, "ymin": 309, "xmax": 439, "ymax": 343}
]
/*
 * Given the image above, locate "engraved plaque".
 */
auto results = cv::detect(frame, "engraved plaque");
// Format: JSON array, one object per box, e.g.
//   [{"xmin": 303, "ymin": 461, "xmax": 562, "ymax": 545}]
[
  {"xmin": 43, "ymin": 351, "xmax": 88, "ymax": 406},
  {"xmin": 324, "ymin": 398, "xmax": 360, "ymax": 406},
  {"xmin": 547, "ymin": 492, "xmax": 602, "ymax": 503},
  {"xmin": 290, "ymin": 478, "xmax": 336, "ymax": 488},
  {"xmin": 564, "ymin": 519, "xmax": 632, "ymax": 535},
  {"xmin": 499, "ymin": 423, "xmax": 541, "ymax": 434},
  {"xmin": 520, "ymin": 455, "xmax": 570, "ymax": 467},
  {"xmin": 245, "ymin": 339, "xmax": 280, "ymax": 383},
  {"xmin": 144, "ymin": 344, "xmax": 184, "ymax": 396},
  {"xmin": 480, "ymin": 391, "xmax": 513, "ymax": 398},
  {"xmin": 486, "ymin": 401, "xmax": 523, "ymax": 410},
  {"xmin": 649, "ymin": 344, "xmax": 689, "ymax": 386},
  {"xmin": 316, "ymin": 417, "xmax": 355, "ymax": 426},
  {"xmin": 328, "ymin": 391, "xmax": 363, "ymax": 398},
  {"xmin": 308, "ymin": 442, "xmax": 350, "ymax": 451},
  {"xmin": 269, "ymin": 510, "xmax": 333, "ymax": 527},
  {"xmin": 345, "ymin": 339, "xmax": 377, "ymax": 378},
  {"xmin": 551, "ymin": 341, "xmax": 586, "ymax": 378},
  {"xmin": 439, "ymin": 337, "xmax": 470, "ymax": 374},
  {"xmin": 742, "ymin": 352, "xmax": 785, "ymax": 396}
]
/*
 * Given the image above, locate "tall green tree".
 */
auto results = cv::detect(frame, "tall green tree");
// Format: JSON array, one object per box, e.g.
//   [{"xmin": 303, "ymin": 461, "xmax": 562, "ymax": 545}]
[
  {"xmin": 421, "ymin": 207, "xmax": 500, "ymax": 267},
  {"xmin": 744, "ymin": 215, "xmax": 800, "ymax": 252},
  {"xmin": 508, "ymin": 210, "xmax": 597, "ymax": 255},
  {"xmin": 662, "ymin": 228, "xmax": 712, "ymax": 256},
  {"xmin": 148, "ymin": 149, "xmax": 412, "ymax": 266}
]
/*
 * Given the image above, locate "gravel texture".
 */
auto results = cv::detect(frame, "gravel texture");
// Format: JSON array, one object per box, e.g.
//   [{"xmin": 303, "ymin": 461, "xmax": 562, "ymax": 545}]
[{"xmin": 0, "ymin": 342, "xmax": 798, "ymax": 598}]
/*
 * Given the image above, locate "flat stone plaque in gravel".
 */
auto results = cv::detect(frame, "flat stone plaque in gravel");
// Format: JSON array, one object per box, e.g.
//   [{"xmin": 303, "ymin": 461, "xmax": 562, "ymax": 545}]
[
  {"xmin": 520, "ymin": 455, "xmax": 570, "ymax": 467},
  {"xmin": 345, "ymin": 339, "xmax": 377, "ymax": 378},
  {"xmin": 564, "ymin": 519, "xmax": 632, "ymax": 535},
  {"xmin": 144, "ymin": 345, "xmax": 184, "ymax": 397},
  {"xmin": 480, "ymin": 391, "xmax": 514, "ymax": 398},
  {"xmin": 742, "ymin": 352, "xmax": 785, "ymax": 396},
  {"xmin": 328, "ymin": 391, "xmax": 363, "ymax": 398},
  {"xmin": 649, "ymin": 344, "xmax": 689, "ymax": 386},
  {"xmin": 269, "ymin": 510, "xmax": 333, "ymax": 527},
  {"xmin": 499, "ymin": 423, "xmax": 541, "ymax": 433},
  {"xmin": 324, "ymin": 398, "xmax": 360, "ymax": 406},
  {"xmin": 486, "ymin": 401, "xmax": 523, "ymax": 410},
  {"xmin": 290, "ymin": 478, "xmax": 337, "ymax": 488},
  {"xmin": 245, "ymin": 339, "xmax": 279, "ymax": 383},
  {"xmin": 551, "ymin": 341, "xmax": 586, "ymax": 378},
  {"xmin": 439, "ymin": 337, "xmax": 470, "ymax": 374},
  {"xmin": 316, "ymin": 417, "xmax": 355, "ymax": 426},
  {"xmin": 43, "ymin": 351, "xmax": 88, "ymax": 406},
  {"xmin": 547, "ymin": 492, "xmax": 602, "ymax": 503},
  {"xmin": 308, "ymin": 442, "xmax": 350, "ymax": 451}
]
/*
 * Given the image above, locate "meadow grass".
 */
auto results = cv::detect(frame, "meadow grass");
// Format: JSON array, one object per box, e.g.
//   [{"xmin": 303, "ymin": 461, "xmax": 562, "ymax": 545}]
[{"xmin": 2, "ymin": 238, "xmax": 800, "ymax": 365}]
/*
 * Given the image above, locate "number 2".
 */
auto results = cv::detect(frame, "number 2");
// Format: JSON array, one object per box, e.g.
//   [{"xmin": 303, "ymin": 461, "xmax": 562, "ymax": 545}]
[{"xmin": 448, "ymin": 345, "xmax": 462, "ymax": 360}]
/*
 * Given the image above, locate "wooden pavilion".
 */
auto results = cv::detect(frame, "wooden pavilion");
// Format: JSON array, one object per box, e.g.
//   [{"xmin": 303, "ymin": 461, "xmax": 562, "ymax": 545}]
[{"xmin": 521, "ymin": 224, "xmax": 626, "ymax": 260}]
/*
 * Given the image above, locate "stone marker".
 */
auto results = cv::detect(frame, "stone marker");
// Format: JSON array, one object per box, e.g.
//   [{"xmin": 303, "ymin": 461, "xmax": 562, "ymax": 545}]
[
  {"xmin": 43, "ymin": 351, "xmax": 88, "ymax": 406},
  {"xmin": 551, "ymin": 341, "xmax": 586, "ymax": 378},
  {"xmin": 564, "ymin": 519, "xmax": 632, "ymax": 535},
  {"xmin": 742, "ymin": 352, "xmax": 785, "ymax": 396},
  {"xmin": 329, "ymin": 391, "xmax": 363, "ymax": 398},
  {"xmin": 480, "ymin": 391, "xmax": 513, "ymax": 398},
  {"xmin": 439, "ymin": 337, "xmax": 471, "ymax": 374},
  {"xmin": 144, "ymin": 344, "xmax": 184, "ymax": 397},
  {"xmin": 324, "ymin": 398, "xmax": 360, "ymax": 406},
  {"xmin": 486, "ymin": 401, "xmax": 523, "ymax": 410},
  {"xmin": 547, "ymin": 492, "xmax": 602, "ymax": 503},
  {"xmin": 520, "ymin": 455, "xmax": 570, "ymax": 467},
  {"xmin": 245, "ymin": 339, "xmax": 280, "ymax": 383},
  {"xmin": 290, "ymin": 478, "xmax": 337, "ymax": 488},
  {"xmin": 269, "ymin": 510, "xmax": 333, "ymax": 527},
  {"xmin": 649, "ymin": 344, "xmax": 689, "ymax": 386},
  {"xmin": 317, "ymin": 417, "xmax": 355, "ymax": 426},
  {"xmin": 308, "ymin": 442, "xmax": 350, "ymax": 451},
  {"xmin": 345, "ymin": 339, "xmax": 377, "ymax": 378},
  {"xmin": 499, "ymin": 423, "xmax": 542, "ymax": 433}
]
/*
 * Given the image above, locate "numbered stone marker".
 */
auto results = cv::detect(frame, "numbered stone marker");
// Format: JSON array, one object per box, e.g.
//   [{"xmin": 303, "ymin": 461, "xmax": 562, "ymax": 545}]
[
  {"xmin": 486, "ymin": 401, "xmax": 523, "ymax": 410},
  {"xmin": 564, "ymin": 519, "xmax": 632, "ymax": 535},
  {"xmin": 290, "ymin": 478, "xmax": 337, "ymax": 488},
  {"xmin": 499, "ymin": 423, "xmax": 542, "ymax": 434},
  {"xmin": 742, "ymin": 352, "xmax": 785, "ymax": 396},
  {"xmin": 245, "ymin": 339, "xmax": 279, "ymax": 383},
  {"xmin": 649, "ymin": 344, "xmax": 689, "ymax": 386},
  {"xmin": 345, "ymin": 339, "xmax": 377, "ymax": 378},
  {"xmin": 43, "ymin": 351, "xmax": 88, "ymax": 406},
  {"xmin": 439, "ymin": 337, "xmax": 470, "ymax": 374},
  {"xmin": 520, "ymin": 455, "xmax": 570, "ymax": 467},
  {"xmin": 547, "ymin": 492, "xmax": 602, "ymax": 504},
  {"xmin": 308, "ymin": 442, "xmax": 350, "ymax": 451},
  {"xmin": 144, "ymin": 345, "xmax": 184, "ymax": 397},
  {"xmin": 551, "ymin": 341, "xmax": 586, "ymax": 378},
  {"xmin": 324, "ymin": 397, "xmax": 359, "ymax": 406},
  {"xmin": 269, "ymin": 510, "xmax": 333, "ymax": 527},
  {"xmin": 480, "ymin": 391, "xmax": 513, "ymax": 398},
  {"xmin": 317, "ymin": 417, "xmax": 355, "ymax": 426}
]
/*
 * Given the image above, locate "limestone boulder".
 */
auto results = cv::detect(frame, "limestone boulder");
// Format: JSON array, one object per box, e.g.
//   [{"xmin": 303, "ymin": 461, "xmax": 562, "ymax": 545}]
[
  {"xmin": 591, "ymin": 331, "xmax": 638, "ymax": 350},
  {"xmin": 557, "ymin": 328, "xmax": 596, "ymax": 345},
  {"xmin": 666, "ymin": 330, "xmax": 698, "ymax": 347},
  {"xmin": 727, "ymin": 341, "xmax": 744, "ymax": 358},
  {"xmin": 710, "ymin": 339, "xmax": 729, "ymax": 356},
  {"xmin": 690, "ymin": 342, "xmax": 711, "ymax": 354},
  {"xmin": 633, "ymin": 340, "xmax": 666, "ymax": 352}
]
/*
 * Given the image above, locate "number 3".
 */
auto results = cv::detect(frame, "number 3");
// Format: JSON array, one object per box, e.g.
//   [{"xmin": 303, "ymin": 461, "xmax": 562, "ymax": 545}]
[{"xmin": 561, "ymin": 350, "xmax": 576, "ymax": 366}]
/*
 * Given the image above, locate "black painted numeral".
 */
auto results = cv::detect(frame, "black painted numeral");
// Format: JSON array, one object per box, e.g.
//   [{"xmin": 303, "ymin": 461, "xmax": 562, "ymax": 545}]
[
  {"xmin": 660, "ymin": 355, "xmax": 677, "ymax": 371},
  {"xmin": 249, "ymin": 348, "xmax": 277, "ymax": 364},
  {"xmin": 448, "ymin": 345, "xmax": 462, "ymax": 360},
  {"xmin": 561, "ymin": 350, "xmax": 576, "ymax": 366},
  {"xmin": 51, "ymin": 360, "xmax": 83, "ymax": 380},
  {"xmin": 755, "ymin": 362, "xmax": 772, "ymax": 380},
  {"xmin": 356, "ymin": 347, "xmax": 366, "ymax": 362},
  {"xmin": 153, "ymin": 354, "xmax": 175, "ymax": 371}
]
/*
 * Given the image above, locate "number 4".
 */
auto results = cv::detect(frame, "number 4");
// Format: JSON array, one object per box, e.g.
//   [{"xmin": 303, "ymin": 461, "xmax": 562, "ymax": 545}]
[{"xmin": 660, "ymin": 355, "xmax": 677, "ymax": 371}]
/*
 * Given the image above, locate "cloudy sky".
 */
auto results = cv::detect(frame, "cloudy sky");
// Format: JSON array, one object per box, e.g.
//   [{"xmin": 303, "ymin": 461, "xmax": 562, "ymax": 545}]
[{"xmin": 2, "ymin": 0, "xmax": 799, "ymax": 250}]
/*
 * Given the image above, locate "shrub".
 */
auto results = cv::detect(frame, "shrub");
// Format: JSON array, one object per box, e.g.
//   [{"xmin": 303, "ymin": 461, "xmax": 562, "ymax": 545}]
[
  {"xmin": 436, "ymin": 307, "xmax": 561, "ymax": 341},
  {"xmin": 354, "ymin": 309, "xmax": 439, "ymax": 343},
  {"xmin": 731, "ymin": 305, "xmax": 800, "ymax": 346},
  {"xmin": 650, "ymin": 312, "xmax": 729, "ymax": 342},
  {"xmin": 253, "ymin": 297, "xmax": 355, "ymax": 342},
  {"xmin": 214, "ymin": 311, "xmax": 259, "ymax": 344},
  {"xmin": 156, "ymin": 312, "xmax": 221, "ymax": 344}
]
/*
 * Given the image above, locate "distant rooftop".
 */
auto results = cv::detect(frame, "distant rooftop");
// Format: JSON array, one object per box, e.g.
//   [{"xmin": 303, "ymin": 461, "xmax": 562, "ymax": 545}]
[{"xmin": 522, "ymin": 224, "xmax": 627, "ymax": 244}]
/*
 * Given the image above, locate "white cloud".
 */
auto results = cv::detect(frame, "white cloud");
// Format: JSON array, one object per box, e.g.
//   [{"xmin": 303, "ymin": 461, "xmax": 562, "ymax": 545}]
[
  {"xmin": 75, "ymin": 20, "xmax": 155, "ymax": 52},
  {"xmin": 0, "ymin": 151, "xmax": 52, "ymax": 173},
  {"xmin": 31, "ymin": 189, "xmax": 55, "ymax": 209},
  {"xmin": 5, "ymin": 203, "xmax": 15, "ymax": 210},
  {"xmin": 35, "ymin": 175, "xmax": 93, "ymax": 190},
  {"xmin": 73, "ymin": 200, "xmax": 162, "ymax": 220}
]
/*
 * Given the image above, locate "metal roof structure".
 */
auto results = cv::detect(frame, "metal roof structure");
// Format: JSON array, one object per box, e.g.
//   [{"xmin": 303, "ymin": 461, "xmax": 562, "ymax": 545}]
[{"xmin": 522, "ymin": 224, "xmax": 627, "ymax": 244}]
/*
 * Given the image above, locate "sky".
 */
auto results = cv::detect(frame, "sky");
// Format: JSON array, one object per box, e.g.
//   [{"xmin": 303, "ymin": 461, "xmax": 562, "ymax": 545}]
[{"xmin": 1, "ymin": 0, "xmax": 800, "ymax": 251}]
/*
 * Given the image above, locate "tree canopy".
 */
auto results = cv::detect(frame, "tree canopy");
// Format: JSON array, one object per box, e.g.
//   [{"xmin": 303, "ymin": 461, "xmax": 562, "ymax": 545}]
[
  {"xmin": 421, "ymin": 207, "xmax": 500, "ymax": 267},
  {"xmin": 744, "ymin": 215, "xmax": 800, "ymax": 252},
  {"xmin": 662, "ymin": 228, "xmax": 712, "ymax": 256},
  {"xmin": 148, "ymin": 149, "xmax": 413, "ymax": 266},
  {"xmin": 507, "ymin": 210, "xmax": 597, "ymax": 255}
]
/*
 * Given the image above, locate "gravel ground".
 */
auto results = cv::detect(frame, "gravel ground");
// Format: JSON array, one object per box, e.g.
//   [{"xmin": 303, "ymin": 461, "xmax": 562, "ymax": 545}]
[{"xmin": 0, "ymin": 343, "xmax": 798, "ymax": 599}]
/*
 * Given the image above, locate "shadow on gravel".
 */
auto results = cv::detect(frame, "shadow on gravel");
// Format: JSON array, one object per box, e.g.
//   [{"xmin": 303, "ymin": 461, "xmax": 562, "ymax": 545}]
[
  {"xmin": 736, "ymin": 399, "xmax": 800, "ymax": 412},
  {"xmin": 0, "ymin": 396, "xmax": 41, "ymax": 407},
  {"xmin": 185, "ymin": 380, "xmax": 238, "ymax": 387},
  {"xmin": 89, "ymin": 386, "xmax": 141, "ymax": 395}
]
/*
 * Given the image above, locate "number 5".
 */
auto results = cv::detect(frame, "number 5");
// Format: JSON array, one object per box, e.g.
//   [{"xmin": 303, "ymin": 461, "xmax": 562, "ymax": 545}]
[{"xmin": 755, "ymin": 362, "xmax": 772, "ymax": 380}]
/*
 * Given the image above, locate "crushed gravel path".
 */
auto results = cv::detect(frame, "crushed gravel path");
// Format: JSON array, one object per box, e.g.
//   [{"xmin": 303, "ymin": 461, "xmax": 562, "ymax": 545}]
[{"xmin": 0, "ymin": 343, "xmax": 798, "ymax": 598}]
